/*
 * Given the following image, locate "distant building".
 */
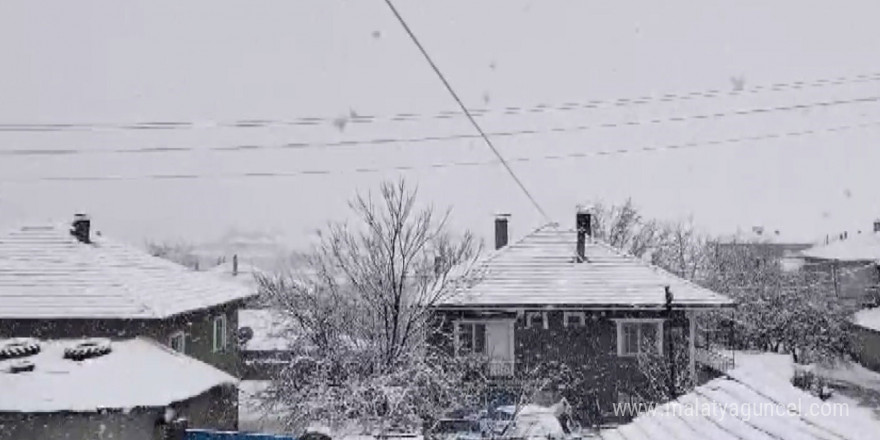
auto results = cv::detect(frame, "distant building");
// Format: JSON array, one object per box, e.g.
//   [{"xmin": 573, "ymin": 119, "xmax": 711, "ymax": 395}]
[
  {"xmin": 238, "ymin": 308, "xmax": 299, "ymax": 380},
  {"xmin": 799, "ymin": 219, "xmax": 880, "ymax": 307},
  {"xmin": 0, "ymin": 215, "xmax": 256, "ymax": 375},
  {"xmin": 431, "ymin": 209, "xmax": 734, "ymax": 424},
  {"xmin": 0, "ymin": 337, "xmax": 237, "ymax": 440},
  {"xmin": 713, "ymin": 226, "xmax": 816, "ymax": 272}
]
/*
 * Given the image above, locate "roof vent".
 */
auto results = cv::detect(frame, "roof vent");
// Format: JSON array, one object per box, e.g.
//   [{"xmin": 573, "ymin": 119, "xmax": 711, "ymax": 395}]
[
  {"xmin": 64, "ymin": 338, "xmax": 112, "ymax": 361},
  {"xmin": 0, "ymin": 338, "xmax": 41, "ymax": 360},
  {"xmin": 494, "ymin": 214, "xmax": 510, "ymax": 250},
  {"xmin": 70, "ymin": 213, "xmax": 91, "ymax": 244},
  {"xmin": 576, "ymin": 206, "xmax": 593, "ymax": 263}
]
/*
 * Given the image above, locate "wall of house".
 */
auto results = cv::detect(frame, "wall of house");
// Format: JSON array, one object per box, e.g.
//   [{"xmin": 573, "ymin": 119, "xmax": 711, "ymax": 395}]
[
  {"xmin": 431, "ymin": 308, "xmax": 692, "ymax": 423},
  {"xmin": 0, "ymin": 302, "xmax": 243, "ymax": 376},
  {"xmin": 0, "ymin": 386, "xmax": 237, "ymax": 440},
  {"xmin": 852, "ymin": 326, "xmax": 880, "ymax": 373},
  {"xmin": 804, "ymin": 259, "xmax": 880, "ymax": 307}
]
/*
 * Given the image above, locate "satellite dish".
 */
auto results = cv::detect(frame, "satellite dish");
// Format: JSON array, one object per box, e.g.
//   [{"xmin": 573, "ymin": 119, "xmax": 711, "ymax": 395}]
[{"xmin": 237, "ymin": 327, "xmax": 254, "ymax": 345}]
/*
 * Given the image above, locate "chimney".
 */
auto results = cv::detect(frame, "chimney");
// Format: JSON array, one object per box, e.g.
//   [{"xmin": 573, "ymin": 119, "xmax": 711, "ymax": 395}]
[
  {"xmin": 232, "ymin": 254, "xmax": 239, "ymax": 276},
  {"xmin": 70, "ymin": 214, "xmax": 91, "ymax": 244},
  {"xmin": 576, "ymin": 206, "xmax": 593, "ymax": 262},
  {"xmin": 494, "ymin": 214, "xmax": 510, "ymax": 250},
  {"xmin": 874, "ymin": 219, "xmax": 880, "ymax": 233}
]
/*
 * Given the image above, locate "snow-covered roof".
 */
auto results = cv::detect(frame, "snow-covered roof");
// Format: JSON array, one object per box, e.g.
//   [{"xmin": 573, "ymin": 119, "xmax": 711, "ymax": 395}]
[
  {"xmin": 208, "ymin": 259, "xmax": 264, "ymax": 290},
  {"xmin": 438, "ymin": 224, "xmax": 733, "ymax": 308},
  {"xmin": 0, "ymin": 224, "xmax": 256, "ymax": 319},
  {"xmin": 598, "ymin": 352, "xmax": 880, "ymax": 440},
  {"xmin": 0, "ymin": 337, "xmax": 236, "ymax": 413},
  {"xmin": 238, "ymin": 309, "xmax": 297, "ymax": 352},
  {"xmin": 853, "ymin": 307, "xmax": 880, "ymax": 332},
  {"xmin": 801, "ymin": 232, "xmax": 880, "ymax": 262}
]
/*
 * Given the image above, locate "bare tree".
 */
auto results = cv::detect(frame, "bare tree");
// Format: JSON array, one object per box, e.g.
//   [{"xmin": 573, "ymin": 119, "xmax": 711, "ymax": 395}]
[
  {"xmin": 146, "ymin": 240, "xmax": 200, "ymax": 270},
  {"xmin": 259, "ymin": 179, "xmax": 484, "ymax": 434}
]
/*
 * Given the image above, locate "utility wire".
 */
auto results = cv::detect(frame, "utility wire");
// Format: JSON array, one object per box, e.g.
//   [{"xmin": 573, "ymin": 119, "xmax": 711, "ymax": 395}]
[
  {"xmin": 381, "ymin": 0, "xmax": 549, "ymax": 221},
  {"xmin": 2, "ymin": 73, "xmax": 879, "ymax": 133},
  {"xmin": 5, "ymin": 119, "xmax": 878, "ymax": 183},
  {"xmin": 4, "ymin": 91, "xmax": 878, "ymax": 157}
]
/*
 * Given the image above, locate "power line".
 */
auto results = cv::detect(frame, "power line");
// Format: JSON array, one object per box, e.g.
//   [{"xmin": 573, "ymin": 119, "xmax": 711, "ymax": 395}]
[
  {"xmin": 381, "ymin": 0, "xmax": 549, "ymax": 221},
  {"xmin": 4, "ymin": 94, "xmax": 878, "ymax": 157},
  {"xmin": 1, "ymin": 73, "xmax": 878, "ymax": 133},
  {"xmin": 5, "ymin": 119, "xmax": 878, "ymax": 183}
]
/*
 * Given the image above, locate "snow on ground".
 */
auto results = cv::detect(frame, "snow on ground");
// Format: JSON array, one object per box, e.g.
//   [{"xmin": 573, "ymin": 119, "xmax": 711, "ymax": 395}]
[
  {"xmin": 813, "ymin": 359, "xmax": 880, "ymax": 419},
  {"xmin": 853, "ymin": 307, "xmax": 880, "ymax": 332},
  {"xmin": 598, "ymin": 350, "xmax": 880, "ymax": 439},
  {"xmin": 0, "ymin": 337, "xmax": 236, "ymax": 412},
  {"xmin": 239, "ymin": 380, "xmax": 290, "ymax": 435}
]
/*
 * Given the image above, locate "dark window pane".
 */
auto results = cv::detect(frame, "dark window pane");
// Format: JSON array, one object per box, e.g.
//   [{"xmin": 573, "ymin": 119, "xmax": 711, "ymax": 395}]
[
  {"xmin": 459, "ymin": 323, "xmax": 474, "ymax": 354},
  {"xmin": 623, "ymin": 324, "xmax": 638, "ymax": 354},
  {"xmin": 474, "ymin": 323, "xmax": 486, "ymax": 354}
]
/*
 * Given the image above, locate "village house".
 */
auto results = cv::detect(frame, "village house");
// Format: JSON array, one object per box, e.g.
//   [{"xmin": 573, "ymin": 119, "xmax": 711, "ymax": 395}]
[
  {"xmin": 0, "ymin": 214, "xmax": 256, "ymax": 375},
  {"xmin": 0, "ymin": 337, "xmax": 237, "ymax": 440},
  {"xmin": 799, "ymin": 219, "xmax": 880, "ymax": 308},
  {"xmin": 431, "ymin": 209, "xmax": 734, "ymax": 422}
]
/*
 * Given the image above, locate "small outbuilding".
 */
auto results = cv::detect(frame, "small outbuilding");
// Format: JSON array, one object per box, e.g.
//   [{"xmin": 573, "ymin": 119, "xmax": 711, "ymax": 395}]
[{"xmin": 0, "ymin": 337, "xmax": 238, "ymax": 440}]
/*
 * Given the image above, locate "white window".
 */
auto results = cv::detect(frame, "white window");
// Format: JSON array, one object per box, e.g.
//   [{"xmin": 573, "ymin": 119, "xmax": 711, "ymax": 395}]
[
  {"xmin": 616, "ymin": 319, "xmax": 663, "ymax": 357},
  {"xmin": 563, "ymin": 311, "xmax": 586, "ymax": 328},
  {"xmin": 213, "ymin": 314, "xmax": 228, "ymax": 352},
  {"xmin": 169, "ymin": 331, "xmax": 186, "ymax": 353},
  {"xmin": 525, "ymin": 311, "xmax": 548, "ymax": 329},
  {"xmin": 455, "ymin": 322, "xmax": 487, "ymax": 356}
]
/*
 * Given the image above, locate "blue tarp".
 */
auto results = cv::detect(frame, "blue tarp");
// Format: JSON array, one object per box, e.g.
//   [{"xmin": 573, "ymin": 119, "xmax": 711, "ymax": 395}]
[{"xmin": 186, "ymin": 429, "xmax": 296, "ymax": 440}]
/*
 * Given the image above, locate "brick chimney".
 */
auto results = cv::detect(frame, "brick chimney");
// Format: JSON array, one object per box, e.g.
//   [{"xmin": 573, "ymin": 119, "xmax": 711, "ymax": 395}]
[
  {"xmin": 70, "ymin": 214, "xmax": 91, "ymax": 244},
  {"xmin": 576, "ymin": 206, "xmax": 593, "ymax": 262},
  {"xmin": 874, "ymin": 219, "xmax": 880, "ymax": 233},
  {"xmin": 494, "ymin": 214, "xmax": 510, "ymax": 250}
]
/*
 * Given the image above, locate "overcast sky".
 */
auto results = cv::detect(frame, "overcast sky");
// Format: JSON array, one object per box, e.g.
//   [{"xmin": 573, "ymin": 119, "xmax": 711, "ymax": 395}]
[{"xmin": 1, "ymin": 0, "xmax": 879, "ymax": 249}]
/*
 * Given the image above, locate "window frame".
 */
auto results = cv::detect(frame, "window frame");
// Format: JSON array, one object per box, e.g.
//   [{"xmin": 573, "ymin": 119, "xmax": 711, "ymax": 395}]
[
  {"xmin": 525, "ymin": 311, "xmax": 548, "ymax": 330},
  {"xmin": 169, "ymin": 331, "xmax": 186, "ymax": 353},
  {"xmin": 212, "ymin": 314, "xmax": 228, "ymax": 353},
  {"xmin": 453, "ymin": 320, "xmax": 488, "ymax": 357},
  {"xmin": 563, "ymin": 311, "xmax": 586, "ymax": 328},
  {"xmin": 614, "ymin": 318, "xmax": 664, "ymax": 357}
]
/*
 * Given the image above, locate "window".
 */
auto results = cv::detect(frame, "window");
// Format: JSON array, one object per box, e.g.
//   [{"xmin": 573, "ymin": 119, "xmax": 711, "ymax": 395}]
[
  {"xmin": 169, "ymin": 331, "xmax": 186, "ymax": 353},
  {"xmin": 563, "ymin": 311, "xmax": 586, "ymax": 328},
  {"xmin": 526, "ymin": 312, "xmax": 547, "ymax": 330},
  {"xmin": 213, "ymin": 314, "xmax": 228, "ymax": 352},
  {"xmin": 455, "ymin": 322, "xmax": 486, "ymax": 356},
  {"xmin": 616, "ymin": 319, "xmax": 663, "ymax": 357}
]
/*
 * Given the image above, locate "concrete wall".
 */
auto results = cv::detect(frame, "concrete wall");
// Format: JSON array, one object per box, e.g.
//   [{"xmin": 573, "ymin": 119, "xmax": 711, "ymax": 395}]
[
  {"xmin": 0, "ymin": 302, "xmax": 243, "ymax": 376},
  {"xmin": 0, "ymin": 386, "xmax": 237, "ymax": 440}
]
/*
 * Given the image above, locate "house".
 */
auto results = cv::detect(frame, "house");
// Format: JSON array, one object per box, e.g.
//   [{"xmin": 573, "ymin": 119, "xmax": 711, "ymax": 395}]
[
  {"xmin": 597, "ymin": 352, "xmax": 880, "ymax": 439},
  {"xmin": 0, "ymin": 215, "xmax": 256, "ymax": 375},
  {"xmin": 713, "ymin": 226, "xmax": 815, "ymax": 272},
  {"xmin": 0, "ymin": 337, "xmax": 237, "ymax": 440},
  {"xmin": 799, "ymin": 220, "xmax": 880, "ymax": 307},
  {"xmin": 851, "ymin": 307, "xmax": 880, "ymax": 373},
  {"xmin": 238, "ymin": 308, "xmax": 298, "ymax": 380},
  {"xmin": 431, "ymin": 209, "xmax": 734, "ymax": 422}
]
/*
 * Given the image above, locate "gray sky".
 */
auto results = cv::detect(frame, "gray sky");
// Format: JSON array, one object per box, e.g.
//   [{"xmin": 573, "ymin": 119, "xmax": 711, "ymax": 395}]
[{"xmin": 1, "ymin": 0, "xmax": 879, "ymax": 249}]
